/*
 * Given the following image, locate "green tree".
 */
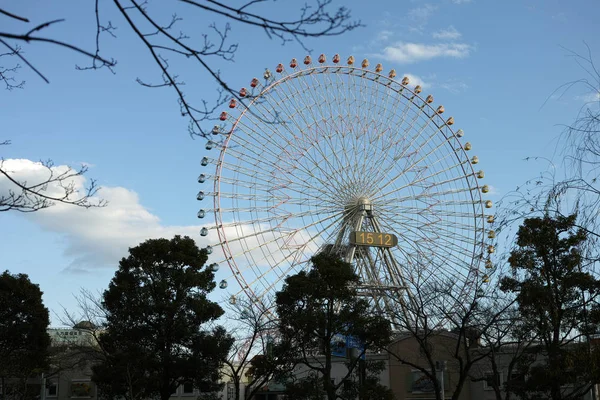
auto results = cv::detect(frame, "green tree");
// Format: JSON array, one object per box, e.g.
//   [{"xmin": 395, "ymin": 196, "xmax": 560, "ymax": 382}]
[
  {"xmin": 275, "ymin": 254, "xmax": 393, "ymax": 400},
  {"xmin": 92, "ymin": 235, "xmax": 233, "ymax": 400},
  {"xmin": 500, "ymin": 214, "xmax": 600, "ymax": 400},
  {"xmin": 0, "ymin": 271, "xmax": 51, "ymax": 400}
]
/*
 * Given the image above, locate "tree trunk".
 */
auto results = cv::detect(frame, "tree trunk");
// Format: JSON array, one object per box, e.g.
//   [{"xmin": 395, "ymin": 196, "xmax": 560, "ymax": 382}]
[{"xmin": 234, "ymin": 377, "xmax": 240, "ymax": 400}]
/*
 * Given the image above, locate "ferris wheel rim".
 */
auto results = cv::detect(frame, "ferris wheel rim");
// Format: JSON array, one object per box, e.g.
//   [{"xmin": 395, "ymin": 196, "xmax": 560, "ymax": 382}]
[{"xmin": 202, "ymin": 55, "xmax": 494, "ymax": 312}]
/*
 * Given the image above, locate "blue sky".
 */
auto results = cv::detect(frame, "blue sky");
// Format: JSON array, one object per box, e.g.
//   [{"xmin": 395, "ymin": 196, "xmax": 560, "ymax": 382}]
[{"xmin": 1, "ymin": 0, "xmax": 599, "ymax": 325}]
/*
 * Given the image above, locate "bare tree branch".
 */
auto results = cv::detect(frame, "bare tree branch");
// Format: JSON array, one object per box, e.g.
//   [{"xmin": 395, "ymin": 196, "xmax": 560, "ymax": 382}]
[
  {"xmin": 0, "ymin": 8, "xmax": 29, "ymax": 23},
  {"xmin": 0, "ymin": 44, "xmax": 25, "ymax": 89},
  {"xmin": 0, "ymin": 142, "xmax": 107, "ymax": 212},
  {"xmin": 0, "ymin": 0, "xmax": 361, "ymax": 138}
]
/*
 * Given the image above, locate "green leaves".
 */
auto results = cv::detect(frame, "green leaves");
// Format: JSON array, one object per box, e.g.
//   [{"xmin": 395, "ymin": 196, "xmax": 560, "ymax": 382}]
[
  {"xmin": 500, "ymin": 214, "xmax": 600, "ymax": 399},
  {"xmin": 0, "ymin": 270, "xmax": 50, "ymax": 378},
  {"xmin": 93, "ymin": 235, "xmax": 232, "ymax": 400},
  {"xmin": 275, "ymin": 254, "xmax": 392, "ymax": 400}
]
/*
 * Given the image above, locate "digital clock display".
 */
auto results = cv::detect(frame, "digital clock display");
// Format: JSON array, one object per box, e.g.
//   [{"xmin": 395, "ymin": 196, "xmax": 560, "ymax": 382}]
[{"xmin": 350, "ymin": 231, "xmax": 398, "ymax": 248}]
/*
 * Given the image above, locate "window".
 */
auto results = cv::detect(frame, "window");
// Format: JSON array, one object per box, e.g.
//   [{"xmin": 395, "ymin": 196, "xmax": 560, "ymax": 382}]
[
  {"xmin": 70, "ymin": 380, "xmax": 93, "ymax": 398},
  {"xmin": 509, "ymin": 372, "xmax": 525, "ymax": 383},
  {"xmin": 483, "ymin": 372, "xmax": 502, "ymax": 390},
  {"xmin": 342, "ymin": 379, "xmax": 353, "ymax": 391},
  {"xmin": 182, "ymin": 382, "xmax": 194, "ymax": 396},
  {"xmin": 46, "ymin": 380, "xmax": 58, "ymax": 397},
  {"xmin": 410, "ymin": 370, "xmax": 436, "ymax": 393},
  {"xmin": 227, "ymin": 384, "xmax": 235, "ymax": 400}
]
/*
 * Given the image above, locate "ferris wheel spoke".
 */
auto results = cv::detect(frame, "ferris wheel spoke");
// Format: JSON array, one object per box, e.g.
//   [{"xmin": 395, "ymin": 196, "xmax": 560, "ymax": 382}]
[
  {"xmin": 377, "ymin": 210, "xmax": 482, "ymax": 238},
  {"xmin": 217, "ymin": 207, "xmax": 345, "ymax": 250},
  {"xmin": 233, "ymin": 104, "xmax": 357, "ymax": 199},
  {"xmin": 215, "ymin": 160, "xmax": 284, "ymax": 189},
  {"xmin": 302, "ymin": 75, "xmax": 361, "ymax": 191},
  {"xmin": 250, "ymin": 208, "xmax": 354, "ymax": 296},
  {"xmin": 381, "ymin": 185, "xmax": 477, "ymax": 207},
  {"xmin": 380, "ymin": 108, "xmax": 455, "ymax": 191},
  {"xmin": 386, "ymin": 218, "xmax": 482, "ymax": 261},
  {"xmin": 373, "ymin": 130, "xmax": 464, "ymax": 198},
  {"xmin": 377, "ymin": 204, "xmax": 482, "ymax": 221},
  {"xmin": 276, "ymin": 72, "xmax": 358, "ymax": 191},
  {"xmin": 211, "ymin": 208, "xmax": 339, "ymax": 241},
  {"xmin": 226, "ymin": 119, "xmax": 320, "ymax": 181},
  {"xmin": 348, "ymin": 72, "xmax": 382, "ymax": 182},
  {"xmin": 224, "ymin": 207, "xmax": 350, "ymax": 297},
  {"xmin": 375, "ymin": 210, "xmax": 482, "ymax": 263}
]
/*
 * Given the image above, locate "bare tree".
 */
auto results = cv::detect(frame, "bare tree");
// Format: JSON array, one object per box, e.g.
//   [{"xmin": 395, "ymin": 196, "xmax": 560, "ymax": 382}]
[
  {"xmin": 221, "ymin": 298, "xmax": 283, "ymax": 400},
  {"xmin": 0, "ymin": 45, "xmax": 24, "ymax": 90},
  {"xmin": 55, "ymin": 289, "xmax": 109, "ymax": 370},
  {"xmin": 0, "ymin": 47, "xmax": 104, "ymax": 212},
  {"xmin": 0, "ymin": 142, "xmax": 105, "ymax": 212},
  {"xmin": 0, "ymin": 1, "xmax": 359, "ymax": 213},
  {"xmin": 494, "ymin": 45, "xmax": 600, "ymax": 262},
  {"xmin": 467, "ymin": 288, "xmax": 536, "ymax": 400},
  {"xmin": 0, "ymin": 1, "xmax": 361, "ymax": 138},
  {"xmin": 58, "ymin": 289, "xmax": 150, "ymax": 400},
  {"xmin": 385, "ymin": 275, "xmax": 517, "ymax": 400}
]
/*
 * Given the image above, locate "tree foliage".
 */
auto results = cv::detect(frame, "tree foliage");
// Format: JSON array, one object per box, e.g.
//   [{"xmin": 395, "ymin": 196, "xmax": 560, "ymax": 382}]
[
  {"xmin": 275, "ymin": 253, "xmax": 393, "ymax": 400},
  {"xmin": 0, "ymin": 271, "xmax": 51, "ymax": 399},
  {"xmin": 92, "ymin": 235, "xmax": 233, "ymax": 400},
  {"xmin": 500, "ymin": 214, "xmax": 600, "ymax": 400}
]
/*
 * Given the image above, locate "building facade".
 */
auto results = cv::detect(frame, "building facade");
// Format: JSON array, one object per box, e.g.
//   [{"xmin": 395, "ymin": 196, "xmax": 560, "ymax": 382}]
[{"xmin": 4, "ymin": 327, "xmax": 599, "ymax": 400}]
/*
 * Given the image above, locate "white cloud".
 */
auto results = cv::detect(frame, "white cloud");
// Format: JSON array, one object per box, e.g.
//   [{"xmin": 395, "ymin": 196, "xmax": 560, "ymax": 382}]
[
  {"xmin": 0, "ymin": 159, "xmax": 204, "ymax": 272},
  {"xmin": 439, "ymin": 79, "xmax": 469, "ymax": 93},
  {"xmin": 452, "ymin": 0, "xmax": 472, "ymax": 4},
  {"xmin": 432, "ymin": 26, "xmax": 462, "ymax": 40},
  {"xmin": 408, "ymin": 4, "xmax": 438, "ymax": 20},
  {"xmin": 377, "ymin": 42, "xmax": 473, "ymax": 64},
  {"xmin": 406, "ymin": 4, "xmax": 438, "ymax": 32},
  {"xmin": 576, "ymin": 91, "xmax": 600, "ymax": 103},
  {"xmin": 0, "ymin": 159, "xmax": 90, "ymax": 203},
  {"xmin": 376, "ymin": 30, "xmax": 394, "ymax": 42},
  {"xmin": 2, "ymin": 159, "xmax": 321, "ymax": 284}
]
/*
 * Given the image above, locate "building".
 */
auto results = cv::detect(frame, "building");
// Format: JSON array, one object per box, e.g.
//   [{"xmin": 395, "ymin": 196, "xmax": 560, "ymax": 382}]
[{"xmin": 5, "ymin": 327, "xmax": 599, "ymax": 400}]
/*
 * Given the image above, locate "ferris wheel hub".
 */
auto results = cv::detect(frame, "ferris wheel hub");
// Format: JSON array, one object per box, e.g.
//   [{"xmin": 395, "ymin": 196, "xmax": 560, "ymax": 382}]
[
  {"xmin": 356, "ymin": 196, "xmax": 371, "ymax": 206},
  {"xmin": 343, "ymin": 196, "xmax": 373, "ymax": 216},
  {"xmin": 356, "ymin": 197, "xmax": 373, "ymax": 213}
]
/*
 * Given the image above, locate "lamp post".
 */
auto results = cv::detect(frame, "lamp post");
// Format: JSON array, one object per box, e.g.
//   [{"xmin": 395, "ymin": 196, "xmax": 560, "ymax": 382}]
[
  {"xmin": 349, "ymin": 347, "xmax": 366, "ymax": 400},
  {"xmin": 435, "ymin": 361, "xmax": 446, "ymax": 400},
  {"xmin": 41, "ymin": 373, "xmax": 45, "ymax": 400}
]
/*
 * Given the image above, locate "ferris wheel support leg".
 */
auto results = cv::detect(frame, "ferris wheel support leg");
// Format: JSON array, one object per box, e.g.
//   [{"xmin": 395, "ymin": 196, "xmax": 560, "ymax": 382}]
[
  {"xmin": 359, "ymin": 247, "xmax": 401, "ymax": 326},
  {"xmin": 370, "ymin": 216, "xmax": 423, "ymax": 329},
  {"xmin": 344, "ymin": 211, "xmax": 365, "ymax": 264}
]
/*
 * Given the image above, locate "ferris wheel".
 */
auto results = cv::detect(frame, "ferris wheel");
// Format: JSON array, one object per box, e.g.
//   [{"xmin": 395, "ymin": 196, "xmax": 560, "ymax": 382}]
[{"xmin": 198, "ymin": 54, "xmax": 495, "ymax": 323}]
